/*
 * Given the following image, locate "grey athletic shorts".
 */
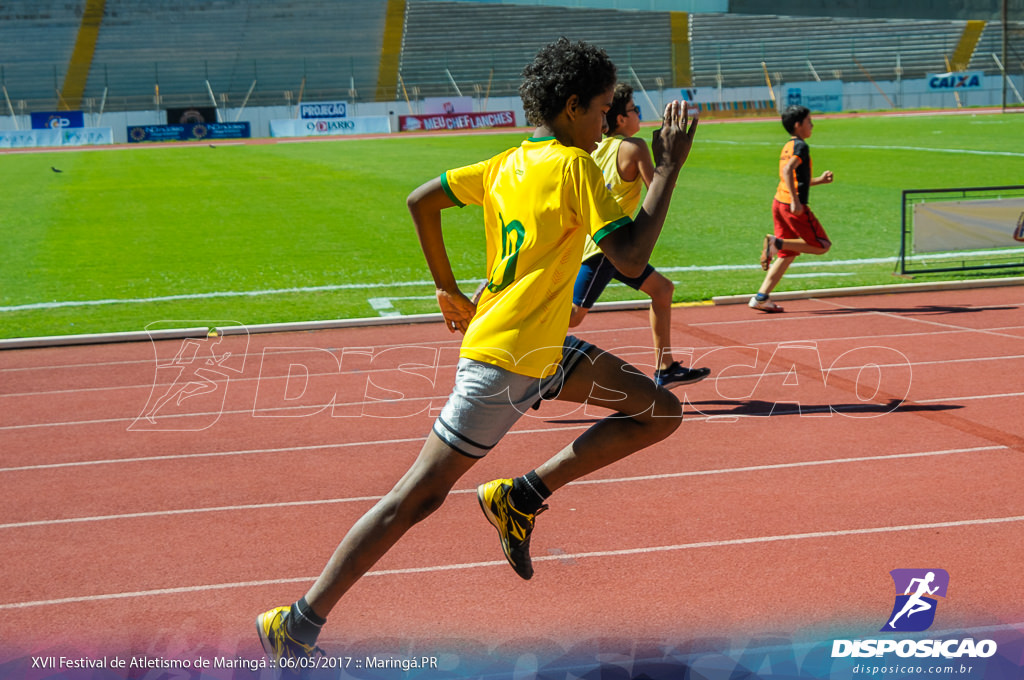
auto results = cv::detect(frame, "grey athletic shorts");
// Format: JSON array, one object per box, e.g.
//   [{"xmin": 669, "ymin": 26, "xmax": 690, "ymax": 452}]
[{"xmin": 432, "ymin": 335, "xmax": 594, "ymax": 458}]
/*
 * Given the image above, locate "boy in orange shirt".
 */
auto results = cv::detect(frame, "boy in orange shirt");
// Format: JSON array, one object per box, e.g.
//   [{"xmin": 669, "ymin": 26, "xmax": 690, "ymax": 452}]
[{"xmin": 750, "ymin": 104, "xmax": 833, "ymax": 313}]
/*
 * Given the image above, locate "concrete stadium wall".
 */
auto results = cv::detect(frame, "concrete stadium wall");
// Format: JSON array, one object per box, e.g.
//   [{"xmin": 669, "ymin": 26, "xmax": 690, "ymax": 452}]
[{"xmin": 2, "ymin": 74, "xmax": 1021, "ymax": 145}]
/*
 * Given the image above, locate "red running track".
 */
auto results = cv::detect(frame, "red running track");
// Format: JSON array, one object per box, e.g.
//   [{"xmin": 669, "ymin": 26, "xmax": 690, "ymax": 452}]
[{"xmin": 1, "ymin": 285, "xmax": 1023, "ymax": 673}]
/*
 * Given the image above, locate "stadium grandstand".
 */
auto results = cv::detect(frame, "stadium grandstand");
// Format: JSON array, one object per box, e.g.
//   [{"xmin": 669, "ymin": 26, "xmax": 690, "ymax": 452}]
[{"xmin": 0, "ymin": 0, "xmax": 1021, "ymax": 125}]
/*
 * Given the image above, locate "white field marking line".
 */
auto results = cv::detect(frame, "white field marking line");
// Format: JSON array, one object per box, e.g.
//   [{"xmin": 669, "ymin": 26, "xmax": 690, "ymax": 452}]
[
  {"xmin": 4, "ymin": 323, "xmax": 1023, "ymax": 402},
  {"xmin": 0, "ymin": 279, "xmax": 440, "ymax": 313},
  {"xmin": 704, "ymin": 138, "xmax": 1024, "ymax": 158},
  {"xmin": 4, "ymin": 356, "xmax": 1024, "ymax": 433},
  {"xmin": 835, "ymin": 143, "xmax": 1024, "ymax": 158},
  {"xmin": 784, "ymin": 272, "xmax": 855, "ymax": 278},
  {"xmin": 5, "ymin": 249, "xmax": 1022, "ymax": 313},
  {"xmin": 3, "ymin": 512, "xmax": 1023, "ymax": 610},
  {"xmin": 368, "ymin": 295, "xmax": 437, "ymax": 317},
  {"xmin": 662, "ymin": 249, "xmax": 1024, "ymax": 273},
  {"xmin": 0, "ymin": 445, "xmax": 1007, "ymax": 530}
]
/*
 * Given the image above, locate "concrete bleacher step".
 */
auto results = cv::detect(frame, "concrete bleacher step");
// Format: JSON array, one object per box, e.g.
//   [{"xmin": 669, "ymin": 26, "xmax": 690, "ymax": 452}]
[
  {"xmin": 0, "ymin": 0, "xmax": 1020, "ymax": 111},
  {"xmin": 690, "ymin": 13, "xmax": 971, "ymax": 87}
]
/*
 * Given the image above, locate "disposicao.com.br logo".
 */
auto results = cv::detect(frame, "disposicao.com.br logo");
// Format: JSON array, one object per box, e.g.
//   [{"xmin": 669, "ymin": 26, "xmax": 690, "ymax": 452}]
[{"xmin": 831, "ymin": 569, "xmax": 998, "ymax": 660}]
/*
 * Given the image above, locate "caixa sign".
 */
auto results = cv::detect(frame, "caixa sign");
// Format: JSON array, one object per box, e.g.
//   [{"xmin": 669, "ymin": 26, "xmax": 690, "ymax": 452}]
[
  {"xmin": 927, "ymin": 71, "xmax": 984, "ymax": 91},
  {"xmin": 31, "ymin": 111, "xmax": 85, "ymax": 129}
]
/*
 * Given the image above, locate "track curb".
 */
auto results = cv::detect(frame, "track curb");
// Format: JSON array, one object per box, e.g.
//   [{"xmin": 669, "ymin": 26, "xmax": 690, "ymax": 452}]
[{"xmin": 2, "ymin": 276, "xmax": 1022, "ymax": 350}]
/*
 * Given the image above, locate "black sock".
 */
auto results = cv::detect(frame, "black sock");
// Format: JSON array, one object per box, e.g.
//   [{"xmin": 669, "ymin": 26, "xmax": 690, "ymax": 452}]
[
  {"xmin": 755, "ymin": 292, "xmax": 769, "ymax": 301},
  {"xmin": 510, "ymin": 470, "xmax": 551, "ymax": 514},
  {"xmin": 286, "ymin": 597, "xmax": 326, "ymax": 646}
]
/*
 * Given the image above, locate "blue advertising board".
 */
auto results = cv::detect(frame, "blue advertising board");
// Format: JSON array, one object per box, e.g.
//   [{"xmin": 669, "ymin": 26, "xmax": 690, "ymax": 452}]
[
  {"xmin": 127, "ymin": 122, "xmax": 251, "ymax": 143},
  {"xmin": 927, "ymin": 71, "xmax": 984, "ymax": 91},
  {"xmin": 31, "ymin": 111, "xmax": 86, "ymax": 129},
  {"xmin": 785, "ymin": 81, "xmax": 843, "ymax": 113}
]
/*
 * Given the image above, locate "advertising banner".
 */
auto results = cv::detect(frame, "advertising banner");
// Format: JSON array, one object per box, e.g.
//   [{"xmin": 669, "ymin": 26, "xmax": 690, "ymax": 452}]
[
  {"xmin": 927, "ymin": 71, "xmax": 984, "ymax": 91},
  {"xmin": 269, "ymin": 116, "xmax": 391, "ymax": 137},
  {"xmin": 127, "ymin": 122, "xmax": 251, "ymax": 143},
  {"xmin": 30, "ymin": 111, "xmax": 86, "ymax": 129},
  {"xmin": 0, "ymin": 127, "xmax": 112, "ymax": 148},
  {"xmin": 60, "ymin": 127, "xmax": 114, "ymax": 146},
  {"xmin": 299, "ymin": 101, "xmax": 348, "ymax": 119},
  {"xmin": 398, "ymin": 111, "xmax": 516, "ymax": 132},
  {"xmin": 166, "ymin": 107, "xmax": 218, "ymax": 124},
  {"xmin": 0, "ymin": 129, "xmax": 60, "ymax": 147},
  {"xmin": 422, "ymin": 96, "xmax": 474, "ymax": 115},
  {"xmin": 784, "ymin": 80, "xmax": 843, "ymax": 112},
  {"xmin": 913, "ymin": 197, "xmax": 1024, "ymax": 253}
]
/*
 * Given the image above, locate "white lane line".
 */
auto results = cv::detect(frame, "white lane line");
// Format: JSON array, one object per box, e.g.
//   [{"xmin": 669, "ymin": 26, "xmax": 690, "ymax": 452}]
[
  {"xmin": 4, "ymin": 316, "xmax": 1021, "ymax": 377},
  {"xmin": 6, "ymin": 366, "xmax": 1024, "ymax": 433},
  {"xmin": 5, "ymin": 345, "xmax": 1024, "ymax": 403},
  {"xmin": 0, "ymin": 424, "xmax": 590, "ymax": 473},
  {"xmin": 3, "ymin": 513, "xmax": 1021, "ymax": 610},
  {"xmin": 0, "ymin": 445, "xmax": 1007, "ymax": 528},
  {"xmin": 817, "ymin": 297, "xmax": 1024, "ymax": 341}
]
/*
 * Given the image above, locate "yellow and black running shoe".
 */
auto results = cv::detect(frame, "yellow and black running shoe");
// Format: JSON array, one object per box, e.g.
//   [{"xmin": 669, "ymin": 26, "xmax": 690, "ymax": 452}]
[
  {"xmin": 477, "ymin": 478, "xmax": 547, "ymax": 580},
  {"xmin": 256, "ymin": 606, "xmax": 324, "ymax": 667}
]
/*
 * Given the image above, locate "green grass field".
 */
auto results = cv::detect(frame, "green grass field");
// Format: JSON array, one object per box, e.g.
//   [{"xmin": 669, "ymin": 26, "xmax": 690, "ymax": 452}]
[{"xmin": 2, "ymin": 111, "xmax": 1023, "ymax": 340}]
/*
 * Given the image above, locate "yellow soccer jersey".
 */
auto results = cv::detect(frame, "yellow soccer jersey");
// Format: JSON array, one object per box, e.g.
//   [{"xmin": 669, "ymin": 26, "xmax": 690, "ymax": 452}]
[
  {"xmin": 581, "ymin": 135, "xmax": 644, "ymax": 261},
  {"xmin": 442, "ymin": 136, "xmax": 631, "ymax": 378}
]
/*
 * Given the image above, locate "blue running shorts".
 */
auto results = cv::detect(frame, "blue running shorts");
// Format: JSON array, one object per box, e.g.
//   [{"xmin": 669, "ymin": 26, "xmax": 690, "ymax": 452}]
[{"xmin": 573, "ymin": 254, "xmax": 655, "ymax": 309}]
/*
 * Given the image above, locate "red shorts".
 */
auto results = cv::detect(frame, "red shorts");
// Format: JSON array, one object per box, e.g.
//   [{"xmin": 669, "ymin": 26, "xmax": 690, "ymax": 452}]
[{"xmin": 772, "ymin": 199, "xmax": 830, "ymax": 257}]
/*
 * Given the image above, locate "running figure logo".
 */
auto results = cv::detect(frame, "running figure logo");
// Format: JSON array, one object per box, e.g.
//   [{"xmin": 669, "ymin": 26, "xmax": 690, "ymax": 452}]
[
  {"xmin": 131, "ymin": 321, "xmax": 248, "ymax": 432},
  {"xmin": 881, "ymin": 568, "xmax": 950, "ymax": 632}
]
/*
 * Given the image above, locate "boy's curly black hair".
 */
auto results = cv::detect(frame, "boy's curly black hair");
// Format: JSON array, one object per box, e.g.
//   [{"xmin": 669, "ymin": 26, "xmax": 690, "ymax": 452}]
[{"xmin": 519, "ymin": 37, "xmax": 617, "ymax": 127}]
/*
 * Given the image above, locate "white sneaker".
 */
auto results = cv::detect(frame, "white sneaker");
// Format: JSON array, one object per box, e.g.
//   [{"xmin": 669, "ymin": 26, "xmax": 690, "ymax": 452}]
[{"xmin": 749, "ymin": 296, "xmax": 784, "ymax": 313}]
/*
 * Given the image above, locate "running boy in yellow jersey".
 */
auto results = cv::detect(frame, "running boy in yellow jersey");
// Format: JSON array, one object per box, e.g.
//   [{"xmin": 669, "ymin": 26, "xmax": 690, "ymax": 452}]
[
  {"xmin": 257, "ymin": 38, "xmax": 698, "ymax": 662},
  {"xmin": 570, "ymin": 83, "xmax": 709, "ymax": 388}
]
